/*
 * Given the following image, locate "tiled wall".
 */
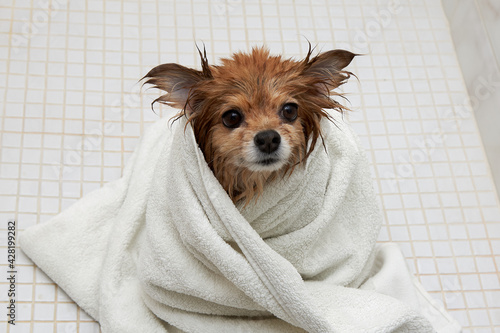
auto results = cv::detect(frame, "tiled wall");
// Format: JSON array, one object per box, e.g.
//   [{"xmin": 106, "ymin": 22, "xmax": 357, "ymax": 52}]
[
  {"xmin": 0, "ymin": 0, "xmax": 499, "ymax": 332},
  {"xmin": 442, "ymin": 0, "xmax": 500, "ymax": 198}
]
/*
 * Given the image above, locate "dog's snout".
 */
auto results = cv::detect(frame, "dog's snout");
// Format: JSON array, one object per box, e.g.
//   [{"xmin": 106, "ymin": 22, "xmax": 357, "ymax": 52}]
[{"xmin": 254, "ymin": 130, "xmax": 281, "ymax": 154}]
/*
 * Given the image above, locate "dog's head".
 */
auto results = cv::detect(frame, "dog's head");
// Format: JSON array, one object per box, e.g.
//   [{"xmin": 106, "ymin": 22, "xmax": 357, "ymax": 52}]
[{"xmin": 144, "ymin": 46, "xmax": 355, "ymax": 201}]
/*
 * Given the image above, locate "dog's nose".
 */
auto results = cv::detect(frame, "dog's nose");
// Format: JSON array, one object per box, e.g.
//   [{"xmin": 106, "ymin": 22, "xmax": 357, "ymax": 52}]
[{"xmin": 254, "ymin": 130, "xmax": 281, "ymax": 154}]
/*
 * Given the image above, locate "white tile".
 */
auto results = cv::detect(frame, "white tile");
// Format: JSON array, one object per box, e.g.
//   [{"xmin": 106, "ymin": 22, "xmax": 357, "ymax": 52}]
[
  {"xmin": 35, "ymin": 284, "xmax": 56, "ymax": 302},
  {"xmin": 383, "ymin": 195, "xmax": 403, "ymax": 209},
  {"xmin": 390, "ymin": 226, "xmax": 410, "ymax": 241},
  {"xmin": 416, "ymin": 258, "xmax": 437, "ymax": 274},
  {"xmin": 444, "ymin": 291, "xmax": 466, "ymax": 309},
  {"xmin": 0, "ymin": 179, "xmax": 18, "ymax": 195},
  {"xmin": 40, "ymin": 181, "xmax": 59, "ymax": 197},
  {"xmin": 436, "ymin": 258, "xmax": 457, "ymax": 274},
  {"xmin": 423, "ymin": 209, "xmax": 448, "ymax": 224},
  {"xmin": 471, "ymin": 240, "xmax": 493, "ymax": 256},
  {"xmin": 468, "ymin": 309, "xmax": 492, "ymax": 326},
  {"xmin": 476, "ymin": 257, "xmax": 496, "ymax": 273},
  {"xmin": 35, "ymin": 268, "xmax": 53, "ymax": 283},
  {"xmin": 56, "ymin": 323, "xmax": 78, "ymax": 332},
  {"xmin": 62, "ymin": 182, "xmax": 81, "ymax": 198},
  {"xmin": 56, "ymin": 303, "xmax": 78, "ymax": 321},
  {"xmin": 386, "ymin": 210, "xmax": 406, "ymax": 225},
  {"xmin": 451, "ymin": 241, "xmax": 472, "ymax": 256},
  {"xmin": 492, "ymin": 241, "xmax": 500, "ymax": 255},
  {"xmin": 34, "ymin": 303, "xmax": 54, "ymax": 321},
  {"xmin": 461, "ymin": 274, "xmax": 482, "ymax": 291},
  {"xmin": 420, "ymin": 275, "xmax": 441, "ymax": 292},
  {"xmin": 450, "ymin": 310, "xmax": 470, "ymax": 327},
  {"xmin": 466, "ymin": 226, "xmax": 487, "ymax": 242},
  {"xmin": 40, "ymin": 197, "xmax": 59, "ymax": 214},
  {"xmin": 459, "ymin": 193, "xmax": 478, "ymax": 207},
  {"xmin": 449, "ymin": 224, "xmax": 467, "ymax": 240},
  {"xmin": 485, "ymin": 291, "xmax": 500, "ymax": 308},
  {"xmin": 56, "ymin": 289, "xmax": 72, "ymax": 302},
  {"xmin": 413, "ymin": 242, "xmax": 433, "ymax": 257},
  {"xmin": 377, "ymin": 227, "xmax": 390, "ymax": 242},
  {"xmin": 402, "ymin": 194, "xmax": 421, "ymax": 209},
  {"xmin": 103, "ymin": 167, "xmax": 122, "ymax": 182},
  {"xmin": 33, "ymin": 322, "xmax": 54, "ymax": 333},
  {"xmin": 491, "ymin": 309, "xmax": 500, "ymax": 326},
  {"xmin": 463, "ymin": 208, "xmax": 483, "ymax": 223},
  {"xmin": 405, "ymin": 210, "xmax": 425, "ymax": 225},
  {"xmin": 409, "ymin": 225, "xmax": 428, "ymax": 240},
  {"xmin": 433, "ymin": 241, "xmax": 453, "ymax": 257},
  {"xmin": 16, "ymin": 283, "xmax": 33, "ymax": 302},
  {"xmin": 444, "ymin": 209, "xmax": 463, "ymax": 223},
  {"xmin": 480, "ymin": 274, "xmax": 500, "ymax": 290},
  {"xmin": 464, "ymin": 291, "xmax": 487, "ymax": 309},
  {"xmin": 10, "ymin": 319, "xmax": 31, "ymax": 331},
  {"xmin": 483, "ymin": 207, "xmax": 500, "ymax": 222}
]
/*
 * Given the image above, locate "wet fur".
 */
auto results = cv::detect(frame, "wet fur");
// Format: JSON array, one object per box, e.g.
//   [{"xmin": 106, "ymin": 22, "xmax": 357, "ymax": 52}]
[{"xmin": 143, "ymin": 46, "xmax": 356, "ymax": 204}]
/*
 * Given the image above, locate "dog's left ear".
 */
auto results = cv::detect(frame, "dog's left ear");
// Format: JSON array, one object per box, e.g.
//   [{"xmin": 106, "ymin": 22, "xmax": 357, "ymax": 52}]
[{"xmin": 303, "ymin": 49, "xmax": 356, "ymax": 94}]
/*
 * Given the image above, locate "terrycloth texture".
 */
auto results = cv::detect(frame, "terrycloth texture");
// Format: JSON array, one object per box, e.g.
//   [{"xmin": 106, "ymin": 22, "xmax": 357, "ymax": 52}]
[{"xmin": 20, "ymin": 114, "xmax": 461, "ymax": 332}]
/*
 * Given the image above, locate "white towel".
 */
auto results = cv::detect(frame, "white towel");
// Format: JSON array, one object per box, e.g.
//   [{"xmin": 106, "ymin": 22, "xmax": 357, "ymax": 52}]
[{"xmin": 20, "ymin": 113, "xmax": 461, "ymax": 332}]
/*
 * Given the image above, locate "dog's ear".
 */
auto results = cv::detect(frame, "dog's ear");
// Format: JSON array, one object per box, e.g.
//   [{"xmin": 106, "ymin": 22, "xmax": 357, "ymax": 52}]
[
  {"xmin": 142, "ymin": 63, "xmax": 207, "ymax": 111},
  {"xmin": 303, "ymin": 49, "xmax": 356, "ymax": 94},
  {"xmin": 144, "ymin": 46, "xmax": 213, "ymax": 112}
]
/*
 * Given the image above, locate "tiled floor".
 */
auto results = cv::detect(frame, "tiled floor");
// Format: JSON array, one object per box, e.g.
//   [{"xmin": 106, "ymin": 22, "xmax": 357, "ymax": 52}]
[{"xmin": 0, "ymin": 0, "xmax": 499, "ymax": 332}]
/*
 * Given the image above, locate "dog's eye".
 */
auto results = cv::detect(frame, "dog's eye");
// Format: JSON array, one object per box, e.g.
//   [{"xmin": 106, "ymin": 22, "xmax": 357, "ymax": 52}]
[
  {"xmin": 281, "ymin": 103, "xmax": 298, "ymax": 122},
  {"xmin": 222, "ymin": 110, "xmax": 243, "ymax": 128}
]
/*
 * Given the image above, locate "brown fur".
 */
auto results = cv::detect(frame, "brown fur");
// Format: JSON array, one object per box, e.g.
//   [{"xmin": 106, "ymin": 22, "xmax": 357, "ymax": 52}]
[{"xmin": 143, "ymin": 46, "xmax": 356, "ymax": 204}]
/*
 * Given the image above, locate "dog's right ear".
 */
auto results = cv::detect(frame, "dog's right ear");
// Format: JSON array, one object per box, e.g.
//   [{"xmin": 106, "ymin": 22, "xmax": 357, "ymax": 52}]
[
  {"xmin": 142, "ymin": 63, "xmax": 207, "ymax": 111},
  {"xmin": 144, "ymin": 46, "xmax": 213, "ymax": 112}
]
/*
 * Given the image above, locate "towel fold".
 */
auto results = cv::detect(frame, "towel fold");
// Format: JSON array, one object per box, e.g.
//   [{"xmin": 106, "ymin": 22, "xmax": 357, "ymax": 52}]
[{"xmin": 20, "ymin": 113, "xmax": 461, "ymax": 332}]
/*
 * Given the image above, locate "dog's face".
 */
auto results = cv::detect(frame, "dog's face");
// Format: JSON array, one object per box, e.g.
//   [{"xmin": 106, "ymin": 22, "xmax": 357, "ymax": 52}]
[
  {"xmin": 144, "ymin": 46, "xmax": 355, "ymax": 202},
  {"xmin": 190, "ymin": 53, "xmax": 312, "ymax": 175}
]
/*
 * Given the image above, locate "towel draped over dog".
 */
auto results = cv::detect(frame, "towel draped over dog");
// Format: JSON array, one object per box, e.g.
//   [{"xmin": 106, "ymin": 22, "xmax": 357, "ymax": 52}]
[{"xmin": 20, "ymin": 115, "xmax": 461, "ymax": 332}]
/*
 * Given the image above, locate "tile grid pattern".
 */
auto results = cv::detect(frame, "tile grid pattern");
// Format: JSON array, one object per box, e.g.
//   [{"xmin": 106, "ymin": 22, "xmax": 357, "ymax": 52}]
[{"xmin": 0, "ymin": 0, "xmax": 499, "ymax": 332}]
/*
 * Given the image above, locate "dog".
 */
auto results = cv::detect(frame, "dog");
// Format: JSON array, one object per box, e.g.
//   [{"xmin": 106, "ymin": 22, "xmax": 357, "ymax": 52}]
[{"xmin": 143, "ymin": 46, "xmax": 355, "ymax": 204}]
